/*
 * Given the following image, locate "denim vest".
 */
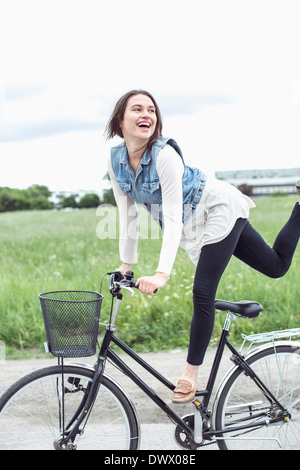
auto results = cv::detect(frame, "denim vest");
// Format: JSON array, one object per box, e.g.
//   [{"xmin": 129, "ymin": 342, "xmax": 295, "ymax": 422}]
[{"xmin": 110, "ymin": 137, "xmax": 206, "ymax": 224}]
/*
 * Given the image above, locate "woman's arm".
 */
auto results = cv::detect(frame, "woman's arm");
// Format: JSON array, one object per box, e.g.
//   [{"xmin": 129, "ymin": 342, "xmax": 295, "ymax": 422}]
[
  {"xmin": 107, "ymin": 158, "xmax": 139, "ymax": 266},
  {"xmin": 156, "ymin": 145, "xmax": 184, "ymax": 274},
  {"xmin": 136, "ymin": 145, "xmax": 184, "ymax": 294}
]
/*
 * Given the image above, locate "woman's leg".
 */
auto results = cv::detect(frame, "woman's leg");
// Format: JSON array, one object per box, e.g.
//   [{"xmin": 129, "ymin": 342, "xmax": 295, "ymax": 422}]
[
  {"xmin": 174, "ymin": 203, "xmax": 299, "ymax": 402},
  {"xmin": 234, "ymin": 202, "xmax": 300, "ymax": 277},
  {"xmin": 187, "ymin": 218, "xmax": 248, "ymax": 366},
  {"xmin": 188, "ymin": 202, "xmax": 300, "ymax": 366},
  {"xmin": 173, "ymin": 219, "xmax": 247, "ymax": 403}
]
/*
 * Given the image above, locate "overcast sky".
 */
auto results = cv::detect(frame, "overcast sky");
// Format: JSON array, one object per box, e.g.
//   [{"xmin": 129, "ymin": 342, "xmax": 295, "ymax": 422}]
[{"xmin": 0, "ymin": 0, "xmax": 299, "ymax": 193}]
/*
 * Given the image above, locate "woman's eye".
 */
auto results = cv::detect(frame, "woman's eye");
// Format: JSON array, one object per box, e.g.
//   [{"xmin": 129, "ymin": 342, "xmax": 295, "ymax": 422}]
[{"xmin": 132, "ymin": 107, "xmax": 155, "ymax": 113}]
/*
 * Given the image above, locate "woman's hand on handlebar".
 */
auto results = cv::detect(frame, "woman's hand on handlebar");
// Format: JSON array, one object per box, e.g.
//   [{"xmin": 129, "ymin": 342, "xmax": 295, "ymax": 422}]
[
  {"xmin": 136, "ymin": 272, "xmax": 169, "ymax": 296},
  {"xmin": 116, "ymin": 263, "xmax": 132, "ymax": 277}
]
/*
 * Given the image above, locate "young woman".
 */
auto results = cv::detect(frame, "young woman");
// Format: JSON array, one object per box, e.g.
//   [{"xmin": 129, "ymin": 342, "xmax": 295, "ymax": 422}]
[{"xmin": 106, "ymin": 89, "xmax": 300, "ymax": 403}]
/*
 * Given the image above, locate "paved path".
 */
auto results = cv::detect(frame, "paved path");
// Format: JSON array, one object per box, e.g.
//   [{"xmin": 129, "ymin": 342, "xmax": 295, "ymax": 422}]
[{"xmin": 0, "ymin": 348, "xmax": 233, "ymax": 450}]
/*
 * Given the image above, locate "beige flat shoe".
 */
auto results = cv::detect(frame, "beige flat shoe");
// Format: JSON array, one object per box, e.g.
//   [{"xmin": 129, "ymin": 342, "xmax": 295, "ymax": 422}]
[{"xmin": 172, "ymin": 379, "xmax": 197, "ymax": 404}]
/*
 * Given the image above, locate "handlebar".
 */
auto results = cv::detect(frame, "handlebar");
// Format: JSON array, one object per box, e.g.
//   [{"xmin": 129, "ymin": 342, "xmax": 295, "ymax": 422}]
[{"xmin": 108, "ymin": 270, "xmax": 158, "ymax": 296}]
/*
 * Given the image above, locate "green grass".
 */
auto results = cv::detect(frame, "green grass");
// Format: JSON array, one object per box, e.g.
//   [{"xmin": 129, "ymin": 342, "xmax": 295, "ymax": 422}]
[{"xmin": 0, "ymin": 196, "xmax": 299, "ymax": 358}]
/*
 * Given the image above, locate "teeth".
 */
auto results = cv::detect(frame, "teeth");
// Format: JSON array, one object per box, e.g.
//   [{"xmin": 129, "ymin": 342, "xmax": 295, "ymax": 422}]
[{"xmin": 138, "ymin": 122, "xmax": 150, "ymax": 128}]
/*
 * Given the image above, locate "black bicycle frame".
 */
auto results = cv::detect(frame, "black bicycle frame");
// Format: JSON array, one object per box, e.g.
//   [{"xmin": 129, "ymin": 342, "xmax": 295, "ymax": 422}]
[
  {"xmin": 63, "ymin": 315, "xmax": 288, "ymax": 446},
  {"xmin": 98, "ymin": 325, "xmax": 288, "ymax": 442}
]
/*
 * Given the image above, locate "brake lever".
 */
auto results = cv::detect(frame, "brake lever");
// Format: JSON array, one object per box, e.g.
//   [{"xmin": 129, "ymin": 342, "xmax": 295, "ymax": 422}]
[{"xmin": 120, "ymin": 285, "xmax": 134, "ymax": 296}]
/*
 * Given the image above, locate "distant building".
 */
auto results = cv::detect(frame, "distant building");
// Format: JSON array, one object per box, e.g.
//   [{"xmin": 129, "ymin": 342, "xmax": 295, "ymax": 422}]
[{"xmin": 215, "ymin": 168, "xmax": 300, "ymax": 196}]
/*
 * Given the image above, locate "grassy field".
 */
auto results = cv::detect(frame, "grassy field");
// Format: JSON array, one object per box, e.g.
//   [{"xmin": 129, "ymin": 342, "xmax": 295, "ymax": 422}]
[{"xmin": 0, "ymin": 196, "xmax": 299, "ymax": 358}]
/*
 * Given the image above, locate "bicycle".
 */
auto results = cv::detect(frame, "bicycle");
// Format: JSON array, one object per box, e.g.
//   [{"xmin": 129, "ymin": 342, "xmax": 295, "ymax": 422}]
[{"xmin": 0, "ymin": 270, "xmax": 300, "ymax": 450}]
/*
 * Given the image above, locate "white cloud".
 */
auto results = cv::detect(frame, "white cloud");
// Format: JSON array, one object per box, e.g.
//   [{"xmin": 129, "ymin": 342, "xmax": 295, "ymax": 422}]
[{"xmin": 1, "ymin": 0, "xmax": 300, "ymax": 191}]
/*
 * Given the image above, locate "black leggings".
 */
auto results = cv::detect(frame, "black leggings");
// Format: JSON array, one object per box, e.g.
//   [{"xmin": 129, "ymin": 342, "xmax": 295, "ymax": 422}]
[{"xmin": 187, "ymin": 202, "xmax": 300, "ymax": 366}]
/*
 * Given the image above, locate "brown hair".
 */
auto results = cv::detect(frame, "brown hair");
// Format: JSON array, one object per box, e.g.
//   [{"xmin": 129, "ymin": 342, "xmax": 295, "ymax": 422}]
[{"xmin": 105, "ymin": 90, "xmax": 163, "ymax": 150}]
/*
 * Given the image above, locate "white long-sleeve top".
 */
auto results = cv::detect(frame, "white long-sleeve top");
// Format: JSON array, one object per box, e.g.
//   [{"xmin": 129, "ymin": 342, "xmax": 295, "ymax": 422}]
[{"xmin": 107, "ymin": 144, "xmax": 255, "ymax": 275}]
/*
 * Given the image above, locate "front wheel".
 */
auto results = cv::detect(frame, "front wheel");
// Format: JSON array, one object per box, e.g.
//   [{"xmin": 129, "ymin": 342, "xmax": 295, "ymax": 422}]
[
  {"xmin": 0, "ymin": 365, "xmax": 139, "ymax": 450},
  {"xmin": 213, "ymin": 344, "xmax": 300, "ymax": 450}
]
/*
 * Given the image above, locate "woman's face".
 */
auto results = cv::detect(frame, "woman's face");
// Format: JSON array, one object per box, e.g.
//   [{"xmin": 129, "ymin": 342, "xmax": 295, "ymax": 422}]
[{"xmin": 120, "ymin": 94, "xmax": 157, "ymax": 144}]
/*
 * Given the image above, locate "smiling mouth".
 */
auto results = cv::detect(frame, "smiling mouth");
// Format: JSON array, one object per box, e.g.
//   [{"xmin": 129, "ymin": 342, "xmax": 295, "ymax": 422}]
[{"xmin": 137, "ymin": 122, "xmax": 151, "ymax": 128}]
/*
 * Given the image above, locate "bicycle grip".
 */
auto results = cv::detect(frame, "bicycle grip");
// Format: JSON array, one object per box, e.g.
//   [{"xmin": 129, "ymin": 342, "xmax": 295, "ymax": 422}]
[{"xmin": 132, "ymin": 280, "xmax": 158, "ymax": 294}]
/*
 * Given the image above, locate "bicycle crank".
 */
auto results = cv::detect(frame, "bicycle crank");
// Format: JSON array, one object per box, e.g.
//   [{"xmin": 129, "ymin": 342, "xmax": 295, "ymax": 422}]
[
  {"xmin": 174, "ymin": 414, "xmax": 203, "ymax": 450},
  {"xmin": 175, "ymin": 413, "xmax": 215, "ymax": 449}
]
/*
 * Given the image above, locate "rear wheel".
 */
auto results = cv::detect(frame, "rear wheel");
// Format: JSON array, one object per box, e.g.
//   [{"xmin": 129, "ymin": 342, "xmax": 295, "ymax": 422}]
[
  {"xmin": 0, "ymin": 365, "xmax": 139, "ymax": 450},
  {"xmin": 214, "ymin": 345, "xmax": 300, "ymax": 450}
]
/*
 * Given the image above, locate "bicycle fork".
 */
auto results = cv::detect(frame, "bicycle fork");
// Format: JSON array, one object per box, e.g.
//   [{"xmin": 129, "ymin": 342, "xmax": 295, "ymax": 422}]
[{"xmin": 54, "ymin": 359, "xmax": 105, "ymax": 450}]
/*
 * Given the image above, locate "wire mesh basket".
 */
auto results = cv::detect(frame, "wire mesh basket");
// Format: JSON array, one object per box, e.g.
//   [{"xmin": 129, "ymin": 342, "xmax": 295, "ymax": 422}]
[{"xmin": 39, "ymin": 290, "xmax": 103, "ymax": 358}]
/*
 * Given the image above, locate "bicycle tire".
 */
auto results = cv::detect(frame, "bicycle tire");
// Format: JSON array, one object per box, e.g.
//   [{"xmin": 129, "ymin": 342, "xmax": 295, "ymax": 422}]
[
  {"xmin": 0, "ymin": 365, "xmax": 139, "ymax": 450},
  {"xmin": 213, "ymin": 344, "xmax": 300, "ymax": 450}
]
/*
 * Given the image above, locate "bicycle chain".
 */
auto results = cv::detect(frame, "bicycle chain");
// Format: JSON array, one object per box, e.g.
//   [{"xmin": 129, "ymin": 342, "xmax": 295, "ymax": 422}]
[{"xmin": 175, "ymin": 406, "xmax": 274, "ymax": 449}]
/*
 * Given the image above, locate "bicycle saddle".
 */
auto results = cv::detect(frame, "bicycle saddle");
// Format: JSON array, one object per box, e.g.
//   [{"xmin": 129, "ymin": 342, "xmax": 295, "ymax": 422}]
[{"xmin": 215, "ymin": 300, "xmax": 263, "ymax": 318}]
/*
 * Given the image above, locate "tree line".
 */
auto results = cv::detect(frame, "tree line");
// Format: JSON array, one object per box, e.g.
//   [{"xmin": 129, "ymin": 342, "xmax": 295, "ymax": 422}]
[
  {"xmin": 0, "ymin": 178, "xmax": 115, "ymax": 213},
  {"xmin": 0, "ymin": 185, "xmax": 53, "ymax": 212}
]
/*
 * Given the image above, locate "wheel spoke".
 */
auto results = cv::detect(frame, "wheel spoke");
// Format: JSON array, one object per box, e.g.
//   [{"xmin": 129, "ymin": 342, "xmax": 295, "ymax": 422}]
[
  {"xmin": 0, "ymin": 366, "xmax": 139, "ymax": 450},
  {"xmin": 214, "ymin": 345, "xmax": 300, "ymax": 450}
]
